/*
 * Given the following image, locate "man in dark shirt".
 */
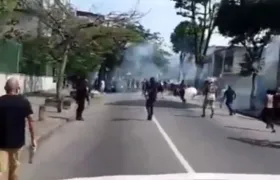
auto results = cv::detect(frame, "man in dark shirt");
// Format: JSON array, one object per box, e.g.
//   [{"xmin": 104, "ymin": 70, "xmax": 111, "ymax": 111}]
[
  {"xmin": 145, "ymin": 77, "xmax": 158, "ymax": 120},
  {"xmin": 0, "ymin": 77, "xmax": 36, "ymax": 180},
  {"xmin": 223, "ymin": 85, "xmax": 236, "ymax": 115},
  {"xmin": 76, "ymin": 77, "xmax": 90, "ymax": 121}
]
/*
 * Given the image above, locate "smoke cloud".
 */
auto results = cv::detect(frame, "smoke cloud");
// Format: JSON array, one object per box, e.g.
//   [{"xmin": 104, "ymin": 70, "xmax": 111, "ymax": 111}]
[{"xmin": 117, "ymin": 42, "xmax": 166, "ymax": 80}]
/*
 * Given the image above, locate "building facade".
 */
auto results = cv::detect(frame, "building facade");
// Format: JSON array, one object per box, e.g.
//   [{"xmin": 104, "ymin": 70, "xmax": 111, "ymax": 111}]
[{"xmin": 205, "ymin": 38, "xmax": 280, "ymax": 110}]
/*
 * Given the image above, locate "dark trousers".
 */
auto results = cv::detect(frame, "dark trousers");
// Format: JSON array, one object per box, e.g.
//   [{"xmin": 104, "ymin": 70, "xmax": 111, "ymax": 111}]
[
  {"xmin": 179, "ymin": 90, "xmax": 186, "ymax": 103},
  {"xmin": 262, "ymin": 108, "xmax": 275, "ymax": 130},
  {"xmin": 146, "ymin": 98, "xmax": 155, "ymax": 119},
  {"xmin": 225, "ymin": 101, "xmax": 234, "ymax": 115},
  {"xmin": 76, "ymin": 99, "xmax": 85, "ymax": 119}
]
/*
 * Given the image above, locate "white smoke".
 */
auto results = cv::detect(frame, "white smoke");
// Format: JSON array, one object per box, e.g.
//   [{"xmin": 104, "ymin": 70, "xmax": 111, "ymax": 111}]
[{"xmin": 118, "ymin": 42, "xmax": 166, "ymax": 80}]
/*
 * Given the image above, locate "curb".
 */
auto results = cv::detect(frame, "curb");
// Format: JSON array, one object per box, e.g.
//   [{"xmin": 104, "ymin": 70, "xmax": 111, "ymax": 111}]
[
  {"xmin": 20, "ymin": 103, "xmax": 76, "ymax": 163},
  {"xmin": 235, "ymin": 110, "xmax": 260, "ymax": 119}
]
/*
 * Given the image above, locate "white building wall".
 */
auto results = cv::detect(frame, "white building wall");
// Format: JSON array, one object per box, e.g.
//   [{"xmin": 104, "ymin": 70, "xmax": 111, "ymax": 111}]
[{"xmin": 0, "ymin": 73, "xmax": 56, "ymax": 96}]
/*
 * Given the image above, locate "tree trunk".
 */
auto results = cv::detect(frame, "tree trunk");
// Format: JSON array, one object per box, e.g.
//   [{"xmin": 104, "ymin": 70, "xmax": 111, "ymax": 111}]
[
  {"xmin": 194, "ymin": 64, "xmax": 204, "ymax": 88},
  {"xmin": 56, "ymin": 45, "xmax": 70, "ymax": 113},
  {"xmin": 250, "ymin": 73, "xmax": 257, "ymax": 110},
  {"xmin": 179, "ymin": 52, "xmax": 185, "ymax": 82}
]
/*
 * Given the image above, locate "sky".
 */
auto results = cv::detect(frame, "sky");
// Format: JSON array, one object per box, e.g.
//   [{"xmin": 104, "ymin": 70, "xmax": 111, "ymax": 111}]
[{"xmin": 70, "ymin": 0, "xmax": 231, "ymax": 63}]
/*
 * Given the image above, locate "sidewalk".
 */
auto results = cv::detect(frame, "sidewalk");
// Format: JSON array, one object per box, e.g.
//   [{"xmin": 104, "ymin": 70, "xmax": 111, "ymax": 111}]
[
  {"xmin": 24, "ymin": 89, "xmax": 75, "ymax": 147},
  {"xmin": 0, "ymin": 89, "xmax": 76, "ymax": 178},
  {"xmin": 164, "ymin": 94, "xmax": 280, "ymax": 142}
]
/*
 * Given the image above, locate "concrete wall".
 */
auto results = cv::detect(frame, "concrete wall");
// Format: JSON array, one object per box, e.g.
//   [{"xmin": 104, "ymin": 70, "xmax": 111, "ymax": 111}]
[
  {"xmin": 217, "ymin": 38, "xmax": 280, "ymax": 110},
  {"xmin": 0, "ymin": 73, "xmax": 56, "ymax": 96}
]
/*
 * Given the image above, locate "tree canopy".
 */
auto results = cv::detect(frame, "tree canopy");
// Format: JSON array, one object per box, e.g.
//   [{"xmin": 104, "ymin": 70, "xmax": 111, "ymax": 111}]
[
  {"xmin": 171, "ymin": 0, "xmax": 219, "ymax": 64},
  {"xmin": 215, "ymin": 0, "xmax": 280, "ymax": 109},
  {"xmin": 215, "ymin": 0, "xmax": 280, "ymax": 76},
  {"xmin": 170, "ymin": 20, "xmax": 197, "ymax": 54},
  {"xmin": 171, "ymin": 0, "xmax": 219, "ymax": 86}
]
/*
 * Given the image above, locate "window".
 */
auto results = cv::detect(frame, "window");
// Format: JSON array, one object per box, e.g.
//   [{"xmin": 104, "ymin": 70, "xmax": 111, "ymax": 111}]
[{"xmin": 223, "ymin": 49, "xmax": 234, "ymax": 73}]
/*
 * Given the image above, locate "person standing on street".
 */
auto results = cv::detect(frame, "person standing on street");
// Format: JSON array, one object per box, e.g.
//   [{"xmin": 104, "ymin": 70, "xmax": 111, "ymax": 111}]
[
  {"xmin": 201, "ymin": 78, "xmax": 218, "ymax": 118},
  {"xmin": 0, "ymin": 77, "xmax": 36, "ymax": 180},
  {"xmin": 179, "ymin": 80, "xmax": 186, "ymax": 103},
  {"xmin": 76, "ymin": 78, "xmax": 90, "ymax": 121},
  {"xmin": 145, "ymin": 77, "xmax": 158, "ymax": 120},
  {"xmin": 222, "ymin": 85, "xmax": 236, "ymax": 115},
  {"xmin": 262, "ymin": 90, "xmax": 276, "ymax": 133},
  {"xmin": 142, "ymin": 79, "xmax": 147, "ymax": 96}
]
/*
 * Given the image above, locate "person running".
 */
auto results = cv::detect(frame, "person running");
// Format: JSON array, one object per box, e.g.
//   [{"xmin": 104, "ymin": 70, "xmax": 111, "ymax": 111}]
[
  {"xmin": 0, "ymin": 78, "xmax": 36, "ymax": 180},
  {"xmin": 142, "ymin": 79, "xmax": 148, "ymax": 96},
  {"xmin": 145, "ymin": 77, "xmax": 158, "ymax": 120},
  {"xmin": 262, "ymin": 90, "xmax": 276, "ymax": 133},
  {"xmin": 76, "ymin": 77, "xmax": 90, "ymax": 121},
  {"xmin": 179, "ymin": 80, "xmax": 186, "ymax": 103},
  {"xmin": 222, "ymin": 85, "xmax": 236, "ymax": 115},
  {"xmin": 201, "ymin": 78, "xmax": 218, "ymax": 118}
]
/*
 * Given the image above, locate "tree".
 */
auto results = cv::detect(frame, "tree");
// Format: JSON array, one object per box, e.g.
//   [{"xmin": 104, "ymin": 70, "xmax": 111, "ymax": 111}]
[
  {"xmin": 215, "ymin": 0, "xmax": 280, "ymax": 109},
  {"xmin": 172, "ymin": 0, "xmax": 219, "ymax": 87},
  {"xmin": 19, "ymin": 0, "xmax": 142, "ymax": 112},
  {"xmin": 0, "ymin": 0, "xmax": 24, "ymax": 39},
  {"xmin": 0, "ymin": 0, "xmax": 17, "ymax": 15},
  {"xmin": 170, "ymin": 21, "xmax": 197, "ymax": 81},
  {"xmin": 21, "ymin": 36, "xmax": 55, "ymax": 75}
]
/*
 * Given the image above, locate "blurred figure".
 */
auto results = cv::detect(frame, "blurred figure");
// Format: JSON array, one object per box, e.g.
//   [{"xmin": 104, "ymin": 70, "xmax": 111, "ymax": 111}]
[
  {"xmin": 202, "ymin": 78, "xmax": 218, "ymax": 118},
  {"xmin": 76, "ymin": 78, "xmax": 90, "ymax": 121},
  {"xmin": 179, "ymin": 80, "xmax": 186, "ymax": 103},
  {"xmin": 142, "ymin": 79, "xmax": 148, "ymax": 96},
  {"xmin": 157, "ymin": 81, "xmax": 164, "ymax": 98},
  {"xmin": 222, "ymin": 85, "xmax": 236, "ymax": 115},
  {"xmin": 273, "ymin": 87, "xmax": 280, "ymax": 119},
  {"xmin": 145, "ymin": 77, "xmax": 158, "ymax": 120},
  {"xmin": 100, "ymin": 80, "xmax": 105, "ymax": 93},
  {"xmin": 262, "ymin": 90, "xmax": 276, "ymax": 133}
]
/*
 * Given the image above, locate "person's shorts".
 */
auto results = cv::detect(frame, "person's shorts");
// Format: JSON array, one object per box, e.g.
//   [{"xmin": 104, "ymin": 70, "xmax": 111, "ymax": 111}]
[
  {"xmin": 203, "ymin": 100, "xmax": 215, "ymax": 108},
  {"xmin": 0, "ymin": 148, "xmax": 22, "ymax": 174}
]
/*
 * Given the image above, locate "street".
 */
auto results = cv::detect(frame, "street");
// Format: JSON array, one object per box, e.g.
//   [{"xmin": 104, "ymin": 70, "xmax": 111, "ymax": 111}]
[{"xmin": 20, "ymin": 93, "xmax": 280, "ymax": 180}]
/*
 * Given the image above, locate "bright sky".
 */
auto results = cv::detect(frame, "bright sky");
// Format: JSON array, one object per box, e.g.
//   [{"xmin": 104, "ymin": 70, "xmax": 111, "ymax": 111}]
[{"xmin": 70, "ymin": 0, "xmax": 230, "ymax": 50}]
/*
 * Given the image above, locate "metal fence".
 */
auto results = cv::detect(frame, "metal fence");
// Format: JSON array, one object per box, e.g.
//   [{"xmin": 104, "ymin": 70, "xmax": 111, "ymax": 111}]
[{"xmin": 0, "ymin": 39, "xmax": 22, "ymax": 73}]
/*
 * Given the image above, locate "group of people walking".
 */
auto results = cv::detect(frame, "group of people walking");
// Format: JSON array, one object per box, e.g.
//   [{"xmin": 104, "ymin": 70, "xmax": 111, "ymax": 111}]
[{"xmin": 201, "ymin": 78, "xmax": 237, "ymax": 118}]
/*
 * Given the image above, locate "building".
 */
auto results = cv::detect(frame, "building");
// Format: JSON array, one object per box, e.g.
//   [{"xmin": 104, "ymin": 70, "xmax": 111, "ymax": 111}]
[{"xmin": 205, "ymin": 38, "xmax": 280, "ymax": 110}]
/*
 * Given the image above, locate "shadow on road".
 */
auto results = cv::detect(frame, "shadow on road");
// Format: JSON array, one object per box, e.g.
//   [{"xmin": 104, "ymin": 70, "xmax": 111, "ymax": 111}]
[
  {"xmin": 112, "ymin": 118, "xmax": 146, "ymax": 122},
  {"xmin": 174, "ymin": 114, "xmax": 202, "ymax": 118},
  {"xmin": 228, "ymin": 137, "xmax": 280, "ymax": 149},
  {"xmin": 48, "ymin": 115, "xmax": 70, "ymax": 122},
  {"xmin": 225, "ymin": 126, "xmax": 268, "ymax": 133},
  {"xmin": 106, "ymin": 99, "xmax": 201, "ymax": 109},
  {"xmin": 24, "ymin": 91, "xmax": 71, "ymax": 98}
]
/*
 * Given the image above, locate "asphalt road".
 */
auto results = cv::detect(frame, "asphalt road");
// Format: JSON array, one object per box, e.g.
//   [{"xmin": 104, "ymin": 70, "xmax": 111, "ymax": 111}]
[{"xmin": 20, "ymin": 93, "xmax": 280, "ymax": 180}]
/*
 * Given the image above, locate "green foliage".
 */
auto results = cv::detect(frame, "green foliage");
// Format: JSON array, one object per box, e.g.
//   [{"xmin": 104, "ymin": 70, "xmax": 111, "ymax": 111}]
[
  {"xmin": 172, "ymin": 0, "xmax": 218, "ymax": 64},
  {"xmin": 170, "ymin": 21, "xmax": 197, "ymax": 53},
  {"xmin": 127, "ymin": 24, "xmax": 161, "ymax": 42},
  {"xmin": 0, "ymin": 0, "xmax": 17, "ymax": 17},
  {"xmin": 215, "ymin": 0, "xmax": 280, "ymax": 76}
]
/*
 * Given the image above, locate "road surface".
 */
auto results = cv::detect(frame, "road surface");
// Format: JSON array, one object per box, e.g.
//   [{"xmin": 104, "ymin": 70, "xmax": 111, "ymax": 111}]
[{"xmin": 20, "ymin": 93, "xmax": 280, "ymax": 180}]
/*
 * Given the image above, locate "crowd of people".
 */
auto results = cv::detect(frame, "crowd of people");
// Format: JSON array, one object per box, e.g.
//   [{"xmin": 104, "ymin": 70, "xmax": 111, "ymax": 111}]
[{"xmin": 2, "ymin": 75, "xmax": 280, "ymax": 180}]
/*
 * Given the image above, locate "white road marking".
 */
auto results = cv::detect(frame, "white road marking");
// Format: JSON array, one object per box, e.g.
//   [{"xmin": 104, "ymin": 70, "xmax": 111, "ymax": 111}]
[{"xmin": 152, "ymin": 116, "xmax": 195, "ymax": 173}]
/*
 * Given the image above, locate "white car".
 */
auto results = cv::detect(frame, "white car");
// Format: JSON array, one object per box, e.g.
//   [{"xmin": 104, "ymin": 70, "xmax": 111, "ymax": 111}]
[{"xmin": 61, "ymin": 173, "xmax": 280, "ymax": 180}]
